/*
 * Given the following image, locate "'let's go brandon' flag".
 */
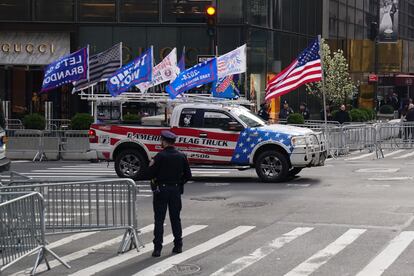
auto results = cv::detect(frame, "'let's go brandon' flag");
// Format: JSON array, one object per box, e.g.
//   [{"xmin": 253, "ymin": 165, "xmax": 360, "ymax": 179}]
[{"xmin": 41, "ymin": 47, "xmax": 89, "ymax": 92}]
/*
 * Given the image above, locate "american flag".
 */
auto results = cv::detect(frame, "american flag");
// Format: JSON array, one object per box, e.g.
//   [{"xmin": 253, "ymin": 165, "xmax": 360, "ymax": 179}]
[
  {"xmin": 73, "ymin": 43, "xmax": 122, "ymax": 92},
  {"xmin": 265, "ymin": 39, "xmax": 323, "ymax": 101},
  {"xmin": 231, "ymin": 128, "xmax": 293, "ymax": 164}
]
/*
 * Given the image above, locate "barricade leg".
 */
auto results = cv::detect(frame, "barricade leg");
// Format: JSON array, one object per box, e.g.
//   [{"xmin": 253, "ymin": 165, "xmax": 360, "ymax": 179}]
[
  {"xmin": 31, "ymin": 246, "xmax": 70, "ymax": 275},
  {"xmin": 118, "ymin": 226, "xmax": 142, "ymax": 253}
]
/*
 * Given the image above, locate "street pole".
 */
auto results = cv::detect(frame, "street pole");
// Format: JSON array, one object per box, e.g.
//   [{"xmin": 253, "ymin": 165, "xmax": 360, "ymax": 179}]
[{"xmin": 318, "ymin": 35, "xmax": 328, "ymax": 127}]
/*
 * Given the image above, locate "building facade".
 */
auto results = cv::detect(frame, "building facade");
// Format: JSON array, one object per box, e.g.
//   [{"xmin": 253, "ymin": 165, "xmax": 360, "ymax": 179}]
[{"xmin": 0, "ymin": 0, "xmax": 323, "ymax": 119}]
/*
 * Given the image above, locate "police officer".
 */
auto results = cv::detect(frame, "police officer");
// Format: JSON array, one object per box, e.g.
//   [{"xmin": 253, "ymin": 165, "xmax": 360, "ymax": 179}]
[
  {"xmin": 257, "ymin": 102, "xmax": 270, "ymax": 121},
  {"xmin": 279, "ymin": 100, "xmax": 294, "ymax": 120},
  {"xmin": 146, "ymin": 130, "xmax": 192, "ymax": 257}
]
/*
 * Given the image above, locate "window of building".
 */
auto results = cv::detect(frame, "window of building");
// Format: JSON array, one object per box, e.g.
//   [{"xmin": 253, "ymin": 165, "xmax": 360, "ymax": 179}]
[
  {"xmin": 163, "ymin": 0, "xmax": 211, "ymax": 23},
  {"xmin": 35, "ymin": 0, "xmax": 74, "ymax": 21},
  {"xmin": 79, "ymin": 0, "xmax": 116, "ymax": 22},
  {"xmin": 0, "ymin": 0, "xmax": 30, "ymax": 20},
  {"xmin": 218, "ymin": 0, "xmax": 243, "ymax": 24},
  {"xmin": 249, "ymin": 0, "xmax": 268, "ymax": 27},
  {"xmin": 120, "ymin": 0, "xmax": 159, "ymax": 22}
]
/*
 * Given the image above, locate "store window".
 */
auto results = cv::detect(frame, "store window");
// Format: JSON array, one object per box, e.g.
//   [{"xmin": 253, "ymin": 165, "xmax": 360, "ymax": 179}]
[
  {"xmin": 120, "ymin": 0, "xmax": 159, "ymax": 22},
  {"xmin": 79, "ymin": 0, "xmax": 116, "ymax": 22},
  {"xmin": 35, "ymin": 0, "xmax": 74, "ymax": 21},
  {"xmin": 0, "ymin": 0, "xmax": 30, "ymax": 20},
  {"xmin": 163, "ymin": 0, "xmax": 211, "ymax": 23}
]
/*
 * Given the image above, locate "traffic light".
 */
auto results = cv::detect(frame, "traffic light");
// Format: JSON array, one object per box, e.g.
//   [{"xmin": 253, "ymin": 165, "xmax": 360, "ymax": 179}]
[{"xmin": 206, "ymin": 6, "xmax": 216, "ymax": 37}]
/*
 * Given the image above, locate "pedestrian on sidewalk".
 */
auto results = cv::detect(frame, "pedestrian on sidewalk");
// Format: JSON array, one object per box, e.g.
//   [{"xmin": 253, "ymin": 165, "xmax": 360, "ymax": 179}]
[
  {"xmin": 334, "ymin": 104, "xmax": 350, "ymax": 124},
  {"xmin": 404, "ymin": 103, "xmax": 414, "ymax": 141},
  {"xmin": 145, "ymin": 130, "xmax": 192, "ymax": 257}
]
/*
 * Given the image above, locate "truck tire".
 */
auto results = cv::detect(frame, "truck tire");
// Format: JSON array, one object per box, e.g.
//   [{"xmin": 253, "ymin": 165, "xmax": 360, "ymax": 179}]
[
  {"xmin": 288, "ymin": 167, "xmax": 303, "ymax": 177},
  {"xmin": 255, "ymin": 151, "xmax": 289, "ymax": 183},
  {"xmin": 115, "ymin": 149, "xmax": 147, "ymax": 180}
]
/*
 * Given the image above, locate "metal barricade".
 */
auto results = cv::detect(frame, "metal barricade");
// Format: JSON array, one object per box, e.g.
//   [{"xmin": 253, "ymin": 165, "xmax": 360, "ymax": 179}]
[
  {"xmin": 5, "ymin": 119, "xmax": 23, "ymax": 130},
  {"xmin": 60, "ymin": 130, "xmax": 91, "ymax": 160},
  {"xmin": 1, "ymin": 179, "xmax": 142, "ymax": 254},
  {"xmin": 0, "ymin": 192, "xmax": 69, "ymax": 275},
  {"xmin": 5, "ymin": 130, "xmax": 43, "ymax": 161},
  {"xmin": 46, "ymin": 119, "xmax": 71, "ymax": 131},
  {"xmin": 342, "ymin": 124, "xmax": 377, "ymax": 153},
  {"xmin": 323, "ymin": 126, "xmax": 347, "ymax": 156},
  {"xmin": 376, "ymin": 122, "xmax": 414, "ymax": 152}
]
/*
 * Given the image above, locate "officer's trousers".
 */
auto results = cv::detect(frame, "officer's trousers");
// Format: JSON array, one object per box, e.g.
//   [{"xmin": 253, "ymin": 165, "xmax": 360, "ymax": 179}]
[{"xmin": 153, "ymin": 184, "xmax": 182, "ymax": 250}]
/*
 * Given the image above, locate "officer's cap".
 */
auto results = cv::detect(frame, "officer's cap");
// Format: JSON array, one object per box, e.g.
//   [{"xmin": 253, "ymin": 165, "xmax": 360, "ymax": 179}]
[{"xmin": 160, "ymin": 130, "xmax": 177, "ymax": 142}]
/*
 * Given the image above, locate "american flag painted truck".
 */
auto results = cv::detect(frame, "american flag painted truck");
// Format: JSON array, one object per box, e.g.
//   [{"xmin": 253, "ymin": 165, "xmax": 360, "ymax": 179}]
[{"xmin": 89, "ymin": 103, "xmax": 327, "ymax": 182}]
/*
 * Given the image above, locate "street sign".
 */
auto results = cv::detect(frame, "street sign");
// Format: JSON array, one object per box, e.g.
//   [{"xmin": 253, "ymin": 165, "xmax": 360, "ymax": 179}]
[
  {"xmin": 368, "ymin": 74, "xmax": 378, "ymax": 82},
  {"xmin": 197, "ymin": 55, "xmax": 215, "ymax": 63}
]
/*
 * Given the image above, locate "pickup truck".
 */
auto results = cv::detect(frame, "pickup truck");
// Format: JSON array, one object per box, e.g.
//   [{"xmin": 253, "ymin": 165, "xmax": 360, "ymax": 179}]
[{"xmin": 89, "ymin": 103, "xmax": 327, "ymax": 182}]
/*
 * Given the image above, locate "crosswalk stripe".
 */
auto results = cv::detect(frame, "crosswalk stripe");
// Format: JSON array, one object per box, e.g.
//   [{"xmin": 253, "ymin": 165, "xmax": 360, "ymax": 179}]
[
  {"xmin": 211, "ymin": 227, "xmax": 313, "ymax": 276},
  {"xmin": 47, "ymin": 232, "xmax": 97, "ymax": 249},
  {"xmin": 284, "ymin": 228, "xmax": 366, "ymax": 276},
  {"xmin": 383, "ymin": 150, "xmax": 405, "ymax": 157},
  {"xmin": 393, "ymin": 151, "xmax": 414, "ymax": 159},
  {"xmin": 345, "ymin": 152, "xmax": 375, "ymax": 161},
  {"xmin": 132, "ymin": 225, "xmax": 256, "ymax": 276},
  {"xmin": 9, "ymin": 224, "xmax": 154, "ymax": 276},
  {"xmin": 355, "ymin": 231, "xmax": 414, "ymax": 276},
  {"xmin": 68, "ymin": 225, "xmax": 208, "ymax": 276}
]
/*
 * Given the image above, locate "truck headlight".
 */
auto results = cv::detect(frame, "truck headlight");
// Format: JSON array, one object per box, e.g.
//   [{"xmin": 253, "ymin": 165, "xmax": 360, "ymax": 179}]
[{"xmin": 291, "ymin": 136, "xmax": 308, "ymax": 146}]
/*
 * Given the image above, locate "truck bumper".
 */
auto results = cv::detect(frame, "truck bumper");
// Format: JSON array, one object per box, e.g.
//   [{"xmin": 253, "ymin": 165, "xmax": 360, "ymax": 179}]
[{"xmin": 290, "ymin": 134, "xmax": 327, "ymax": 167}]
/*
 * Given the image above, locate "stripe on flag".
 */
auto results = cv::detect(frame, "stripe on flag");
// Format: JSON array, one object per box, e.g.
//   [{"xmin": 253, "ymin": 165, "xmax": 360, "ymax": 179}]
[{"xmin": 265, "ymin": 39, "xmax": 322, "ymax": 101}]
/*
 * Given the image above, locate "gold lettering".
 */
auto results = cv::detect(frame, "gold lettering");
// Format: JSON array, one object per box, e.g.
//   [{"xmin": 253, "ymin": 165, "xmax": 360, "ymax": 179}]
[
  {"xmin": 14, "ymin": 44, "xmax": 22, "ymax": 53},
  {"xmin": 26, "ymin": 44, "xmax": 34, "ymax": 54},
  {"xmin": 50, "ymin": 43, "xmax": 55, "ymax": 54},
  {"xmin": 38, "ymin": 44, "xmax": 47, "ymax": 53},
  {"xmin": 1, "ymin": 44, "xmax": 10, "ymax": 53}
]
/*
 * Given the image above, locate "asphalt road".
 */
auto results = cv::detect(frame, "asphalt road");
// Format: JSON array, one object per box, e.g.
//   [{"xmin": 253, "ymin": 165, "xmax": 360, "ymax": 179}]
[{"xmin": 3, "ymin": 149, "xmax": 414, "ymax": 276}]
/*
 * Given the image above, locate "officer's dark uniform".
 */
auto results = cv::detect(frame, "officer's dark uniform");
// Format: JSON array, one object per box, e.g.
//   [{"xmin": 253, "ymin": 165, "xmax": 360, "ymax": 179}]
[{"xmin": 145, "ymin": 130, "xmax": 192, "ymax": 257}]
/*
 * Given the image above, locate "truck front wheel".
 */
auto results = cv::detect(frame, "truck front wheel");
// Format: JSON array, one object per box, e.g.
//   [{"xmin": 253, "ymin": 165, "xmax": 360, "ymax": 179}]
[
  {"xmin": 255, "ymin": 151, "xmax": 289, "ymax": 182},
  {"xmin": 115, "ymin": 150, "xmax": 147, "ymax": 180}
]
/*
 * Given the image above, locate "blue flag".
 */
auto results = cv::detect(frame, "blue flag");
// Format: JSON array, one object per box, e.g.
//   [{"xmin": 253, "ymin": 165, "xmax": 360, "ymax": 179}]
[
  {"xmin": 107, "ymin": 48, "xmax": 153, "ymax": 97},
  {"xmin": 166, "ymin": 58, "xmax": 217, "ymax": 99},
  {"xmin": 178, "ymin": 47, "xmax": 185, "ymax": 72},
  {"xmin": 212, "ymin": 75, "xmax": 240, "ymax": 99},
  {"xmin": 41, "ymin": 47, "xmax": 89, "ymax": 92}
]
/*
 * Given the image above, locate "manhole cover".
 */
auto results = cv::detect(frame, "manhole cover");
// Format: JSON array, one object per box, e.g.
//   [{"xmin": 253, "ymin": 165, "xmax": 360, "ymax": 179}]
[
  {"xmin": 161, "ymin": 264, "xmax": 201, "ymax": 275},
  {"xmin": 227, "ymin": 201, "xmax": 268, "ymax": 208},
  {"xmin": 205, "ymin": 183, "xmax": 230, "ymax": 187},
  {"xmin": 190, "ymin": 196, "xmax": 227, "ymax": 201}
]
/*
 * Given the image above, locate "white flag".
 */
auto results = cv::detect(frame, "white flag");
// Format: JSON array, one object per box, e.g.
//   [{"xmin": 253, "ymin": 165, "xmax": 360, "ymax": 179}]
[
  {"xmin": 136, "ymin": 48, "xmax": 180, "ymax": 92},
  {"xmin": 217, "ymin": 44, "xmax": 247, "ymax": 79}
]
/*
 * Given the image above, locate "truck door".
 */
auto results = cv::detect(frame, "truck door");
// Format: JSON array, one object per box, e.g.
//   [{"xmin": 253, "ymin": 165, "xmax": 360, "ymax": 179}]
[{"xmin": 173, "ymin": 108, "xmax": 241, "ymax": 164}]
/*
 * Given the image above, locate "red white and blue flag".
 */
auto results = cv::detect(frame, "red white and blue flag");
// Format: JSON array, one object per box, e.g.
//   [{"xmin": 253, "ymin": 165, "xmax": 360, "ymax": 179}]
[{"xmin": 265, "ymin": 39, "xmax": 323, "ymax": 101}]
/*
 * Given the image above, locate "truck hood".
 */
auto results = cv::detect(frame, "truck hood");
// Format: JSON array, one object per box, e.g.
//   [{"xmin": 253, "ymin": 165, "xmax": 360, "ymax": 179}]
[{"xmin": 258, "ymin": 124, "xmax": 314, "ymax": 136}]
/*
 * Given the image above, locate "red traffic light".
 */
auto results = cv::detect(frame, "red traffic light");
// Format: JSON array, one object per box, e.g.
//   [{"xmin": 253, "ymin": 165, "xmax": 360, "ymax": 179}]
[{"xmin": 206, "ymin": 6, "xmax": 216, "ymax": 16}]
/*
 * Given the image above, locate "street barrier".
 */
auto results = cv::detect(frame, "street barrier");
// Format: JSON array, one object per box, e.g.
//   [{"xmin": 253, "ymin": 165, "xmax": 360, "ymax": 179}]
[
  {"xmin": 0, "ymin": 192, "xmax": 69, "ymax": 275},
  {"xmin": 5, "ymin": 130, "xmax": 43, "ymax": 161},
  {"xmin": 5, "ymin": 119, "xmax": 23, "ymax": 130},
  {"xmin": 376, "ymin": 122, "xmax": 414, "ymax": 153},
  {"xmin": 46, "ymin": 119, "xmax": 71, "ymax": 131},
  {"xmin": 60, "ymin": 130, "xmax": 94, "ymax": 160},
  {"xmin": 1, "ymin": 178, "xmax": 142, "ymax": 254}
]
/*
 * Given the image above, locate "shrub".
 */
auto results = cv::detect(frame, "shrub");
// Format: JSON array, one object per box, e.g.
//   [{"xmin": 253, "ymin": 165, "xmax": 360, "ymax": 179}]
[
  {"xmin": 122, "ymin": 113, "xmax": 141, "ymax": 124},
  {"xmin": 349, "ymin": 109, "xmax": 368, "ymax": 122},
  {"xmin": 287, "ymin": 113, "xmax": 305, "ymax": 124},
  {"xmin": 23, "ymin": 113, "xmax": 45, "ymax": 130},
  {"xmin": 71, "ymin": 113, "xmax": 94, "ymax": 130},
  {"xmin": 379, "ymin": 105, "xmax": 394, "ymax": 114},
  {"xmin": 360, "ymin": 108, "xmax": 376, "ymax": 120}
]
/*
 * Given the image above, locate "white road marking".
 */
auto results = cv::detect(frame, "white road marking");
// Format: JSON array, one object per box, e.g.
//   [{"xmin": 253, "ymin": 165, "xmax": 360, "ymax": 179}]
[
  {"xmin": 355, "ymin": 168, "xmax": 400, "ymax": 173},
  {"xmin": 393, "ymin": 151, "xmax": 414, "ymax": 159},
  {"xmin": 68, "ymin": 225, "xmax": 208, "ymax": 276},
  {"xmin": 46, "ymin": 167, "xmax": 114, "ymax": 170},
  {"xmin": 133, "ymin": 226, "xmax": 256, "ymax": 276},
  {"xmin": 210, "ymin": 227, "xmax": 313, "ymax": 276},
  {"xmin": 47, "ymin": 232, "xmax": 97, "ymax": 249},
  {"xmin": 356, "ymin": 231, "xmax": 414, "ymax": 276},
  {"xmin": 345, "ymin": 152, "xmax": 375, "ymax": 161},
  {"xmin": 284, "ymin": 228, "xmax": 366, "ymax": 276},
  {"xmin": 383, "ymin": 150, "xmax": 405, "ymax": 158},
  {"xmin": 286, "ymin": 184, "xmax": 311, "ymax": 188},
  {"xmin": 366, "ymin": 184, "xmax": 391, "ymax": 188},
  {"xmin": 11, "ymin": 160, "xmax": 31, "ymax": 163},
  {"xmin": 368, "ymin": 177, "xmax": 413, "ymax": 181},
  {"xmin": 192, "ymin": 171, "xmax": 231, "ymax": 174},
  {"xmin": 21, "ymin": 172, "xmax": 116, "ymax": 175},
  {"xmin": 10, "ymin": 224, "xmax": 154, "ymax": 276},
  {"xmin": 32, "ymin": 170, "xmax": 115, "ymax": 173}
]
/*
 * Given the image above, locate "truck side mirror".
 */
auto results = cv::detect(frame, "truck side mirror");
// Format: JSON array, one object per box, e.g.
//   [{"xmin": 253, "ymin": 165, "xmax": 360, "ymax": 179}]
[{"xmin": 227, "ymin": 121, "xmax": 244, "ymax": 131}]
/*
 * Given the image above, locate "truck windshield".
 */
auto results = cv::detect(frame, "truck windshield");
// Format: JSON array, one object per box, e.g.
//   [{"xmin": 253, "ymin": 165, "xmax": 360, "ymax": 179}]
[{"xmin": 232, "ymin": 108, "xmax": 266, "ymax": 128}]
